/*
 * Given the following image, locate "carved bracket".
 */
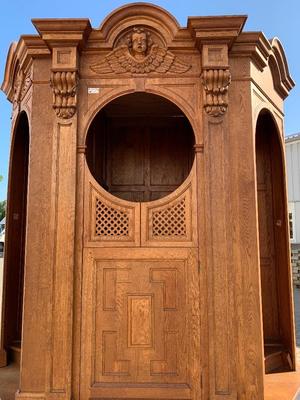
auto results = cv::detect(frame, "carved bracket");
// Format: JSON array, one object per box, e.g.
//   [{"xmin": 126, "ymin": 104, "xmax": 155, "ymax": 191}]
[
  {"xmin": 202, "ymin": 68, "xmax": 231, "ymax": 117},
  {"xmin": 50, "ymin": 70, "xmax": 78, "ymax": 119}
]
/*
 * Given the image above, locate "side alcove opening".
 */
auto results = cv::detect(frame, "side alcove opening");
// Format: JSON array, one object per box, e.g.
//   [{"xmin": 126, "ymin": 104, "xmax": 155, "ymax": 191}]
[
  {"xmin": 2, "ymin": 111, "xmax": 29, "ymax": 365},
  {"xmin": 255, "ymin": 110, "xmax": 295, "ymax": 374},
  {"xmin": 85, "ymin": 92, "xmax": 195, "ymax": 203}
]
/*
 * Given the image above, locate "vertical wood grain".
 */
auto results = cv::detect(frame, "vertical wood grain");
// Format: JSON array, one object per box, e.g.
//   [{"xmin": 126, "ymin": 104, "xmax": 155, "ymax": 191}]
[
  {"xmin": 51, "ymin": 121, "xmax": 76, "ymax": 394},
  {"xmin": 72, "ymin": 148, "xmax": 85, "ymax": 400},
  {"xmin": 19, "ymin": 82, "xmax": 53, "ymax": 394},
  {"xmin": 228, "ymin": 79, "xmax": 264, "ymax": 399},
  {"xmin": 205, "ymin": 117, "xmax": 234, "ymax": 397}
]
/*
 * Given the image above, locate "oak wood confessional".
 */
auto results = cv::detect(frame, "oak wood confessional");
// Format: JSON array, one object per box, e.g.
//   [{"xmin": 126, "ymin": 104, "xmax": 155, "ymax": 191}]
[{"xmin": 0, "ymin": 3, "xmax": 297, "ymax": 399}]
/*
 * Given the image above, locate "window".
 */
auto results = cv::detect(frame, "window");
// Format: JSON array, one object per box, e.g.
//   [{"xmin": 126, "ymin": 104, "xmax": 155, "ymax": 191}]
[
  {"xmin": 289, "ymin": 212, "xmax": 294, "ymax": 240},
  {"xmin": 288, "ymin": 203, "xmax": 296, "ymax": 243}
]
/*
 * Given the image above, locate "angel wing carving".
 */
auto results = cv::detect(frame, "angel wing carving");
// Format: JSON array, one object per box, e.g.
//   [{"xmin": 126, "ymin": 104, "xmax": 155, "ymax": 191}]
[{"xmin": 90, "ymin": 45, "xmax": 191, "ymax": 75}]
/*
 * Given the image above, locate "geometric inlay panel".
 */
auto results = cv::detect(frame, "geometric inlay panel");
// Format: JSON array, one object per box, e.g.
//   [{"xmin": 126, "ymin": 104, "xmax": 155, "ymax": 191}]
[{"xmin": 93, "ymin": 260, "xmax": 187, "ymax": 384}]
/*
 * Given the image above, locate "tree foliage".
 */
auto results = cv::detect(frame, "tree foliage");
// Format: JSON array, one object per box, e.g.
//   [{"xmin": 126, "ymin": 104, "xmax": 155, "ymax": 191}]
[
  {"xmin": 0, "ymin": 175, "xmax": 5, "ymax": 220},
  {"xmin": 0, "ymin": 200, "xmax": 6, "ymax": 222}
]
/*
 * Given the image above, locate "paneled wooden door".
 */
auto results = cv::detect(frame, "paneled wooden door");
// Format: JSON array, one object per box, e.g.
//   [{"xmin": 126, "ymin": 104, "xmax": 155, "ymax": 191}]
[{"xmin": 80, "ymin": 109, "xmax": 201, "ymax": 399}]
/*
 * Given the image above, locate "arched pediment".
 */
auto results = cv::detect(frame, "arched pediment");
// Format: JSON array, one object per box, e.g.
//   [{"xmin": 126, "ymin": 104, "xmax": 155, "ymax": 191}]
[
  {"xmin": 97, "ymin": 3, "xmax": 182, "ymax": 47},
  {"xmin": 268, "ymin": 37, "xmax": 294, "ymax": 99},
  {"xmin": 1, "ymin": 42, "xmax": 18, "ymax": 101}
]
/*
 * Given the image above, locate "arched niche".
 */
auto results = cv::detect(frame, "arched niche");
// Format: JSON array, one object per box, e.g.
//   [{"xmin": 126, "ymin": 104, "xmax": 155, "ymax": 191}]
[
  {"xmin": 1, "ymin": 111, "xmax": 29, "ymax": 365},
  {"xmin": 255, "ymin": 109, "xmax": 295, "ymax": 373},
  {"xmin": 86, "ymin": 92, "xmax": 195, "ymax": 202}
]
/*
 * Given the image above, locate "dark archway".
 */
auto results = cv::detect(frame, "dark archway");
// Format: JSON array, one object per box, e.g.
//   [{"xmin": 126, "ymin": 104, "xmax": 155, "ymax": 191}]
[
  {"xmin": 86, "ymin": 92, "xmax": 195, "ymax": 202},
  {"xmin": 256, "ymin": 110, "xmax": 295, "ymax": 373},
  {"xmin": 1, "ymin": 111, "xmax": 29, "ymax": 365}
]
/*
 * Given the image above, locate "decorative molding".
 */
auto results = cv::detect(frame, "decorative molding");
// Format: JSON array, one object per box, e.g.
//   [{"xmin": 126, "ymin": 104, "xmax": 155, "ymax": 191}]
[
  {"xmin": 13, "ymin": 66, "xmax": 33, "ymax": 110},
  {"xmin": 269, "ymin": 38, "xmax": 295, "ymax": 99},
  {"xmin": 77, "ymin": 145, "xmax": 86, "ymax": 154},
  {"xmin": 202, "ymin": 68, "xmax": 231, "ymax": 117},
  {"xmin": 90, "ymin": 26, "xmax": 191, "ymax": 75},
  {"xmin": 194, "ymin": 144, "xmax": 204, "ymax": 153},
  {"xmin": 13, "ymin": 69, "xmax": 24, "ymax": 110},
  {"xmin": 50, "ymin": 70, "xmax": 78, "ymax": 119}
]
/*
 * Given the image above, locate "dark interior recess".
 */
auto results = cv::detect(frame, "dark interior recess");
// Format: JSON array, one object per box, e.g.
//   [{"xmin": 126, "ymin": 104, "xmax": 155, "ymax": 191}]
[
  {"xmin": 4, "ymin": 112, "xmax": 29, "ymax": 363},
  {"xmin": 256, "ymin": 110, "xmax": 294, "ymax": 373},
  {"xmin": 86, "ymin": 93, "xmax": 195, "ymax": 202}
]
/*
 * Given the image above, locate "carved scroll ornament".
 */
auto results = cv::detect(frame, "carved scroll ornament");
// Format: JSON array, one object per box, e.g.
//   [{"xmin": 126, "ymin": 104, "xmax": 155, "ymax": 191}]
[
  {"xmin": 202, "ymin": 68, "xmax": 231, "ymax": 117},
  {"xmin": 90, "ymin": 27, "xmax": 191, "ymax": 75},
  {"xmin": 13, "ymin": 67, "xmax": 32, "ymax": 110},
  {"xmin": 50, "ymin": 70, "xmax": 78, "ymax": 119}
]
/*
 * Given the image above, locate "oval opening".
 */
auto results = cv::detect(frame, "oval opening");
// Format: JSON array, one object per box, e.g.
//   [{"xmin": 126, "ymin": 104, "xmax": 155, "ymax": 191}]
[{"xmin": 86, "ymin": 92, "xmax": 195, "ymax": 202}]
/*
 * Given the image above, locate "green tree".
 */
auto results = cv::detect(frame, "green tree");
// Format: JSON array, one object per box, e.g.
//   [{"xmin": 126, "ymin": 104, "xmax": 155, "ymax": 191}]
[{"xmin": 0, "ymin": 200, "xmax": 6, "ymax": 221}]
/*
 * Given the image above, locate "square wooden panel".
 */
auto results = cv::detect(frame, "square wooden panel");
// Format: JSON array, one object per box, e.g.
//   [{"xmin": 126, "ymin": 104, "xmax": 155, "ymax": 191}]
[
  {"xmin": 52, "ymin": 47, "xmax": 77, "ymax": 69},
  {"xmin": 202, "ymin": 44, "xmax": 228, "ymax": 68}
]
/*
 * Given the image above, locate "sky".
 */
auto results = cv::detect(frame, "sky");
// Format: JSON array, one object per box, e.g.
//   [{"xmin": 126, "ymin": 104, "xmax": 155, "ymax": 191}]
[{"xmin": 0, "ymin": 0, "xmax": 299, "ymax": 201}]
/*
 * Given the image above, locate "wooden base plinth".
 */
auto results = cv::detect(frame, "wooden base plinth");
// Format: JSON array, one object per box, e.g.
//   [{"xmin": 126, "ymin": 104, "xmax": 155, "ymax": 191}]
[
  {"xmin": 0, "ymin": 348, "xmax": 7, "ymax": 367},
  {"xmin": 15, "ymin": 392, "xmax": 45, "ymax": 399}
]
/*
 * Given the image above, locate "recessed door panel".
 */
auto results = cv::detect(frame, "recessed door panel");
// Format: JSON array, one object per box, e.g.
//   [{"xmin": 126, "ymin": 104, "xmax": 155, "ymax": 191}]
[{"xmin": 80, "ymin": 248, "xmax": 200, "ymax": 400}]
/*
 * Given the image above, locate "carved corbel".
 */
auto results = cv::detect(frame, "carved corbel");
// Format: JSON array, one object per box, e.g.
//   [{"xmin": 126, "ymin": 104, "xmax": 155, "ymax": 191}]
[
  {"xmin": 201, "ymin": 44, "xmax": 231, "ymax": 118},
  {"xmin": 202, "ymin": 68, "xmax": 231, "ymax": 117},
  {"xmin": 50, "ymin": 70, "xmax": 78, "ymax": 119}
]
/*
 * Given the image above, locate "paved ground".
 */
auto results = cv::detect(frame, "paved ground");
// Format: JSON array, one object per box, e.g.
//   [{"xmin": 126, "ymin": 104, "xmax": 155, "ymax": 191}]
[
  {"xmin": 0, "ymin": 364, "xmax": 19, "ymax": 400},
  {"xmin": 0, "ymin": 257, "xmax": 3, "ymax": 330},
  {"xmin": 294, "ymin": 287, "xmax": 300, "ymax": 345},
  {"xmin": 294, "ymin": 286, "xmax": 300, "ymax": 365}
]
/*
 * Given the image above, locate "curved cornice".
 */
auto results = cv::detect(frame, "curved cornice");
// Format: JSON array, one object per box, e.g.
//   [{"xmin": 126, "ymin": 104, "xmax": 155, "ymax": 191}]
[
  {"xmin": 98, "ymin": 3, "xmax": 180, "ymax": 46},
  {"xmin": 231, "ymin": 33, "xmax": 294, "ymax": 99},
  {"xmin": 1, "ymin": 42, "xmax": 18, "ymax": 97},
  {"xmin": 1, "ymin": 36, "xmax": 50, "ymax": 101},
  {"xmin": 269, "ymin": 37, "xmax": 295, "ymax": 99},
  {"xmin": 1, "ymin": 4, "xmax": 295, "ymax": 103}
]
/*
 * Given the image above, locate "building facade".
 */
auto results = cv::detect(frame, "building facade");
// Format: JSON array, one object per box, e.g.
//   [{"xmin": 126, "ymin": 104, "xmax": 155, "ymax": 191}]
[{"xmin": 286, "ymin": 133, "xmax": 300, "ymax": 285}]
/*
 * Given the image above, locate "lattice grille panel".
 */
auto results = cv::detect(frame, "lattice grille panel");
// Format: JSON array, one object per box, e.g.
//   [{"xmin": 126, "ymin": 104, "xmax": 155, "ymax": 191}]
[
  {"xmin": 152, "ymin": 198, "xmax": 186, "ymax": 237},
  {"xmin": 95, "ymin": 198, "xmax": 130, "ymax": 237}
]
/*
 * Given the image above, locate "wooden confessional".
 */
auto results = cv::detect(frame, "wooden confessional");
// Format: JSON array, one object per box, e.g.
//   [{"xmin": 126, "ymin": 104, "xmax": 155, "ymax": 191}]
[{"xmin": 0, "ymin": 4, "xmax": 297, "ymax": 399}]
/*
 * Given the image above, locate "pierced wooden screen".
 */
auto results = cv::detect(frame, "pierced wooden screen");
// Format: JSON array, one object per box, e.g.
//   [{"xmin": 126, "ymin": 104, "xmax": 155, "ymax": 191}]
[
  {"xmin": 152, "ymin": 198, "xmax": 187, "ymax": 238},
  {"xmin": 141, "ymin": 179, "xmax": 194, "ymax": 246},
  {"xmin": 88, "ymin": 183, "xmax": 140, "ymax": 245},
  {"xmin": 95, "ymin": 198, "xmax": 130, "ymax": 238}
]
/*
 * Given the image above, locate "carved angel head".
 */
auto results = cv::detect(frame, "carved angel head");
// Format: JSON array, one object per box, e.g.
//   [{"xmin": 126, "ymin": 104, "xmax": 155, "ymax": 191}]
[{"xmin": 127, "ymin": 27, "xmax": 153, "ymax": 59}]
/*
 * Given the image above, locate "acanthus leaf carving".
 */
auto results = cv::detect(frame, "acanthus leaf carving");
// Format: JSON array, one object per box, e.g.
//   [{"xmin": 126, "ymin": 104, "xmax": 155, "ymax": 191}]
[
  {"xmin": 50, "ymin": 70, "xmax": 78, "ymax": 119},
  {"xmin": 202, "ymin": 68, "xmax": 231, "ymax": 117},
  {"xmin": 90, "ymin": 27, "xmax": 191, "ymax": 75},
  {"xmin": 13, "ymin": 66, "xmax": 33, "ymax": 110}
]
